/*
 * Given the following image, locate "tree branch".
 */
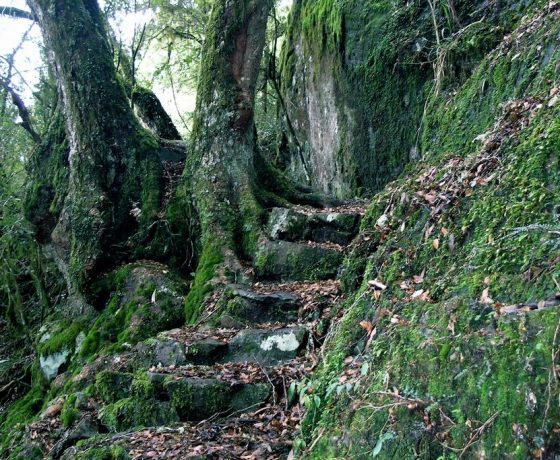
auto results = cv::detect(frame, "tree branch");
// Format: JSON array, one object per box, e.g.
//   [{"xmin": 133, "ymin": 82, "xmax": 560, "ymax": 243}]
[
  {"xmin": 0, "ymin": 78, "xmax": 41, "ymax": 143},
  {"xmin": 0, "ymin": 6, "xmax": 35, "ymax": 21}
]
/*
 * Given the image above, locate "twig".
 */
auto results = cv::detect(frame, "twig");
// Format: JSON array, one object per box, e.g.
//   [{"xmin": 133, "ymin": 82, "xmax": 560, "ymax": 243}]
[{"xmin": 457, "ymin": 411, "xmax": 499, "ymax": 460}]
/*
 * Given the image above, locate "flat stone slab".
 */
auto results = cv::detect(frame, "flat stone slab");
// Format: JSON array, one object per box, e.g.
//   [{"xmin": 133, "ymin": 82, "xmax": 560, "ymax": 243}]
[
  {"xmin": 219, "ymin": 285, "xmax": 301, "ymax": 326},
  {"xmin": 224, "ymin": 327, "xmax": 309, "ymax": 365},
  {"xmin": 254, "ymin": 240, "xmax": 343, "ymax": 281}
]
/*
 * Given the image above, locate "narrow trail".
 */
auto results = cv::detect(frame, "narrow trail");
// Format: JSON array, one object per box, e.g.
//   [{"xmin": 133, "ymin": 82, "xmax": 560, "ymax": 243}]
[{"xmin": 38, "ymin": 202, "xmax": 368, "ymax": 459}]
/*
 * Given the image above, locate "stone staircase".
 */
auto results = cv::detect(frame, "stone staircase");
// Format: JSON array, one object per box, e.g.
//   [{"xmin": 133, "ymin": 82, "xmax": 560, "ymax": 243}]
[{"xmin": 48, "ymin": 203, "xmax": 365, "ymax": 459}]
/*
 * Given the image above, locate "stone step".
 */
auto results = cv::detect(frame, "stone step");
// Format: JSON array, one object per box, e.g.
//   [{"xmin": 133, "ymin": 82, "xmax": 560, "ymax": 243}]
[
  {"xmin": 137, "ymin": 326, "xmax": 309, "ymax": 367},
  {"xmin": 152, "ymin": 374, "xmax": 272, "ymax": 421},
  {"xmin": 267, "ymin": 207, "xmax": 361, "ymax": 244},
  {"xmin": 222, "ymin": 327, "xmax": 309, "ymax": 365},
  {"xmin": 217, "ymin": 284, "xmax": 301, "ymax": 328},
  {"xmin": 254, "ymin": 240, "xmax": 343, "ymax": 281},
  {"xmin": 97, "ymin": 372, "xmax": 272, "ymax": 430}
]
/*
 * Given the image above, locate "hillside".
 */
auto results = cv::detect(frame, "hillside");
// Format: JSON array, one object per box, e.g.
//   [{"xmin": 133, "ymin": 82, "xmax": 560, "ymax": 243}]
[{"xmin": 0, "ymin": 0, "xmax": 558, "ymax": 459}]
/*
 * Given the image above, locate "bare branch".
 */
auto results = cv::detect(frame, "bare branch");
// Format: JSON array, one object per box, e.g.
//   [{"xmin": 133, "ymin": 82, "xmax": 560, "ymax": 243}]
[
  {"xmin": 0, "ymin": 6, "xmax": 35, "ymax": 21},
  {"xmin": 0, "ymin": 78, "xmax": 41, "ymax": 143}
]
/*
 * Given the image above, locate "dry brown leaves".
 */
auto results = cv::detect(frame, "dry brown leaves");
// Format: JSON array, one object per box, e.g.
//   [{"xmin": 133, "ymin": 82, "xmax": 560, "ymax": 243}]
[
  {"xmin": 291, "ymin": 200, "xmax": 369, "ymax": 217},
  {"xmin": 150, "ymin": 358, "xmax": 311, "ymax": 388},
  {"xmin": 118, "ymin": 405, "xmax": 302, "ymax": 459}
]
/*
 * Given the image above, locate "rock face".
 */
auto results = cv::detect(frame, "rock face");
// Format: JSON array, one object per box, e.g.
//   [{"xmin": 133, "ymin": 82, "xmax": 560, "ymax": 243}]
[
  {"xmin": 267, "ymin": 207, "xmax": 361, "ymax": 244},
  {"xmin": 278, "ymin": 0, "xmax": 434, "ymax": 198},
  {"xmin": 218, "ymin": 285, "xmax": 301, "ymax": 327}
]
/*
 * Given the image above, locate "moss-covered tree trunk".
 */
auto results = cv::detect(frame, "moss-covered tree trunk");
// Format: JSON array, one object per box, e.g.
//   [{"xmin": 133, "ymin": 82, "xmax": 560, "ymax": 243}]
[
  {"xmin": 182, "ymin": 0, "xmax": 273, "ymax": 321},
  {"xmin": 27, "ymin": 0, "xmax": 163, "ymax": 308}
]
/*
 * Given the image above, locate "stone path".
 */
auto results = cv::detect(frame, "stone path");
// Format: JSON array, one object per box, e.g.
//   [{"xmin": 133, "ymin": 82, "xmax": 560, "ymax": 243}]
[{"xmin": 47, "ymin": 203, "xmax": 366, "ymax": 459}]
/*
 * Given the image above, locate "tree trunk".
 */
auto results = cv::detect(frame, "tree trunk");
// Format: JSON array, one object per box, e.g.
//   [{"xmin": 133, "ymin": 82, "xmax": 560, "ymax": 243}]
[
  {"xmin": 27, "ymin": 0, "xmax": 164, "ymax": 308},
  {"xmin": 182, "ymin": 0, "xmax": 273, "ymax": 321}
]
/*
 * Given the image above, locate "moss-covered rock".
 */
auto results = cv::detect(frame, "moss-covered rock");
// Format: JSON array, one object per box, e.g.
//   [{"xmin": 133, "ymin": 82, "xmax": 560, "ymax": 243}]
[
  {"xmin": 215, "ymin": 284, "xmax": 301, "ymax": 327},
  {"xmin": 80, "ymin": 262, "xmax": 185, "ymax": 358},
  {"xmin": 99, "ymin": 397, "xmax": 178, "ymax": 432},
  {"xmin": 296, "ymin": 2, "xmax": 560, "ymax": 457},
  {"xmin": 254, "ymin": 240, "xmax": 344, "ymax": 281}
]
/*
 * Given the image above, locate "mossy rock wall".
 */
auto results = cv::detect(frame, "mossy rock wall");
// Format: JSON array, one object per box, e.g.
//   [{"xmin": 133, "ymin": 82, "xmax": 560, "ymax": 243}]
[
  {"xmin": 297, "ymin": 1, "xmax": 560, "ymax": 458},
  {"xmin": 279, "ymin": 0, "xmax": 531, "ymax": 198}
]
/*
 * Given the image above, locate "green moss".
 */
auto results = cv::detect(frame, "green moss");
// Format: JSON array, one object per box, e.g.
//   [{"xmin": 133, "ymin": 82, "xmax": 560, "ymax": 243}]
[
  {"xmin": 299, "ymin": 3, "xmax": 560, "ymax": 457},
  {"xmin": 164, "ymin": 378, "xmax": 229, "ymax": 420},
  {"xmin": 95, "ymin": 371, "xmax": 133, "ymax": 404},
  {"xmin": 184, "ymin": 243, "xmax": 223, "ymax": 324},
  {"xmin": 0, "ymin": 385, "xmax": 46, "ymax": 455},
  {"xmin": 82, "ymin": 265, "xmax": 184, "ymax": 357},
  {"xmin": 69, "ymin": 444, "xmax": 130, "ymax": 460},
  {"xmin": 99, "ymin": 397, "xmax": 178, "ymax": 432},
  {"xmin": 37, "ymin": 318, "xmax": 87, "ymax": 356}
]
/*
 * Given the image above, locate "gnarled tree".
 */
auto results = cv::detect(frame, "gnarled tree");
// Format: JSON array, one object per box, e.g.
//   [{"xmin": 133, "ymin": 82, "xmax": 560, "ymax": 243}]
[{"xmin": 26, "ymin": 0, "xmax": 164, "ymax": 310}]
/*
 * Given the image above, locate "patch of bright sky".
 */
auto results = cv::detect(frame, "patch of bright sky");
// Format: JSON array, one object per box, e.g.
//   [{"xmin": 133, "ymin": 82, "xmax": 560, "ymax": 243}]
[{"xmin": 0, "ymin": 1, "xmax": 41, "ymax": 103}]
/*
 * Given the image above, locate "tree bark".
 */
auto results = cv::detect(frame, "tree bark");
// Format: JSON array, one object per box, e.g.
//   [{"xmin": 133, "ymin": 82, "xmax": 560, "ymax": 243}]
[
  {"xmin": 182, "ymin": 0, "xmax": 273, "ymax": 321},
  {"xmin": 26, "ymin": 0, "xmax": 164, "ymax": 307}
]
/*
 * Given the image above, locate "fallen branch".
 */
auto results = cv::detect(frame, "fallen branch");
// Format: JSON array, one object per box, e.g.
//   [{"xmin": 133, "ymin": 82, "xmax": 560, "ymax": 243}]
[{"xmin": 499, "ymin": 294, "xmax": 560, "ymax": 315}]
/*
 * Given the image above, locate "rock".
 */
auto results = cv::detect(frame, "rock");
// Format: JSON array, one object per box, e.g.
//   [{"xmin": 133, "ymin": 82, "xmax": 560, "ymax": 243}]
[
  {"xmin": 95, "ymin": 371, "xmax": 133, "ymax": 404},
  {"xmin": 154, "ymin": 340, "xmax": 186, "ymax": 367},
  {"xmin": 99, "ymin": 397, "xmax": 179, "ymax": 432},
  {"xmin": 40, "ymin": 349, "xmax": 71, "ymax": 381},
  {"xmin": 184, "ymin": 338, "xmax": 228, "ymax": 365},
  {"xmin": 267, "ymin": 208, "xmax": 361, "ymax": 244},
  {"xmin": 254, "ymin": 240, "xmax": 343, "ymax": 281},
  {"xmin": 230, "ymin": 383, "xmax": 272, "ymax": 413},
  {"xmin": 52, "ymin": 372, "xmax": 71, "ymax": 390},
  {"xmin": 224, "ymin": 327, "xmax": 309, "ymax": 364},
  {"xmin": 219, "ymin": 285, "xmax": 301, "ymax": 326},
  {"xmin": 267, "ymin": 208, "xmax": 309, "ymax": 240},
  {"xmin": 164, "ymin": 377, "xmax": 271, "ymax": 421},
  {"xmin": 50, "ymin": 416, "xmax": 98, "ymax": 459},
  {"xmin": 164, "ymin": 378, "xmax": 230, "ymax": 421}
]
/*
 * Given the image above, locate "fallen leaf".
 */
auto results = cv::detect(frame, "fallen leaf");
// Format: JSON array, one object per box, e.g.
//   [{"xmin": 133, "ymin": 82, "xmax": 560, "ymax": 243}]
[
  {"xmin": 433, "ymin": 238, "xmax": 440, "ymax": 250},
  {"xmin": 359, "ymin": 321, "xmax": 374, "ymax": 334},
  {"xmin": 413, "ymin": 271, "xmax": 425, "ymax": 284}
]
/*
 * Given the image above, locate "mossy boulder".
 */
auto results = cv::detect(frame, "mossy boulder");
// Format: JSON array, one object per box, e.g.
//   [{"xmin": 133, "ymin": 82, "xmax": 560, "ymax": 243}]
[
  {"xmin": 95, "ymin": 371, "xmax": 133, "ymax": 404},
  {"xmin": 267, "ymin": 207, "xmax": 361, "ymax": 244},
  {"xmin": 184, "ymin": 338, "xmax": 228, "ymax": 365},
  {"xmin": 136, "ymin": 338, "xmax": 188, "ymax": 367},
  {"xmin": 163, "ymin": 377, "xmax": 271, "ymax": 421},
  {"xmin": 254, "ymin": 241, "xmax": 343, "ymax": 281},
  {"xmin": 81, "ymin": 262, "xmax": 185, "ymax": 358},
  {"xmin": 37, "ymin": 318, "xmax": 88, "ymax": 381}
]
